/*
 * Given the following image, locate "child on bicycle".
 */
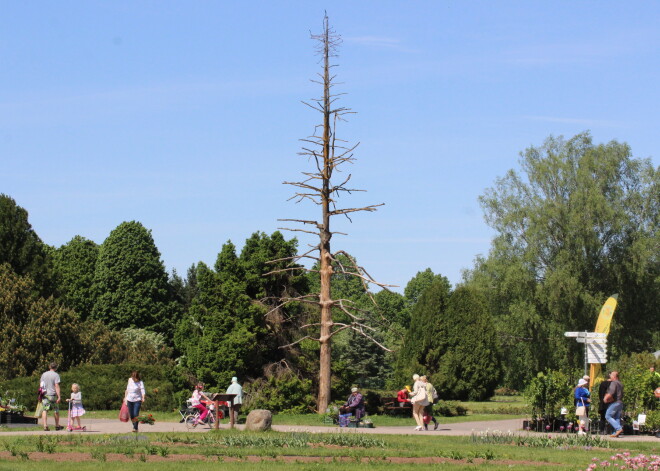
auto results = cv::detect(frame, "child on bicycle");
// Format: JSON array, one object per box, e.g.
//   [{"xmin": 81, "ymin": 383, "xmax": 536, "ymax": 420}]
[
  {"xmin": 66, "ymin": 383, "xmax": 86, "ymax": 430},
  {"xmin": 190, "ymin": 382, "xmax": 212, "ymax": 424}
]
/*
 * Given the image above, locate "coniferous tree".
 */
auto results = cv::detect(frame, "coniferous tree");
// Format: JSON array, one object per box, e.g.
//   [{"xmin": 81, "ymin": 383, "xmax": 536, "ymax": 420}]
[
  {"xmin": 435, "ymin": 286, "xmax": 502, "ymax": 401},
  {"xmin": 175, "ymin": 242, "xmax": 268, "ymax": 388},
  {"xmin": 395, "ymin": 279, "xmax": 451, "ymax": 385},
  {"xmin": 0, "ymin": 194, "xmax": 54, "ymax": 296},
  {"xmin": 91, "ymin": 221, "xmax": 179, "ymax": 335}
]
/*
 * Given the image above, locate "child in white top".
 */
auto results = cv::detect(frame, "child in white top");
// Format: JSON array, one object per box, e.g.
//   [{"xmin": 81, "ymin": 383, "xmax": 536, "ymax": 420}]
[{"xmin": 66, "ymin": 383, "xmax": 86, "ymax": 430}]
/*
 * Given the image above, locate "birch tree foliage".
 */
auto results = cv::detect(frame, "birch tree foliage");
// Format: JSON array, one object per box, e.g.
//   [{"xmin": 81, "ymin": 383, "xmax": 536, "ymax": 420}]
[{"xmin": 468, "ymin": 132, "xmax": 659, "ymax": 388}]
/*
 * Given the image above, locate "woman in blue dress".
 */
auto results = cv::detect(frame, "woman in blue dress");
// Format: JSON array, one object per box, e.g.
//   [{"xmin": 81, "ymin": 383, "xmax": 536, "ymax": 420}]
[{"xmin": 574, "ymin": 378, "xmax": 591, "ymax": 435}]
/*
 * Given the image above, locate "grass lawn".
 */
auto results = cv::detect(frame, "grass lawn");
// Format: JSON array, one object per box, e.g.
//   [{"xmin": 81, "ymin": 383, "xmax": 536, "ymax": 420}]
[
  {"xmin": 271, "ymin": 412, "xmax": 525, "ymax": 427},
  {"xmin": 0, "ymin": 429, "xmax": 658, "ymax": 470}
]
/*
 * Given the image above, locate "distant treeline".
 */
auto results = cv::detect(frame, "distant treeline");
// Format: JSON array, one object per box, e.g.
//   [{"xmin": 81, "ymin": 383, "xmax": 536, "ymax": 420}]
[{"xmin": 1, "ymin": 132, "xmax": 658, "ymax": 410}]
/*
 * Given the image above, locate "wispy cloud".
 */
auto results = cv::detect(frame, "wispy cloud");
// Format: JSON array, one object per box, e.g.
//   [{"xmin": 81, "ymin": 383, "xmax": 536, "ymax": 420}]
[
  {"xmin": 522, "ymin": 115, "xmax": 625, "ymax": 128},
  {"xmin": 345, "ymin": 36, "xmax": 417, "ymax": 53},
  {"xmin": 499, "ymin": 28, "xmax": 658, "ymax": 67},
  {"xmin": 0, "ymin": 76, "xmax": 303, "ymax": 127},
  {"xmin": 355, "ymin": 237, "xmax": 491, "ymax": 244}
]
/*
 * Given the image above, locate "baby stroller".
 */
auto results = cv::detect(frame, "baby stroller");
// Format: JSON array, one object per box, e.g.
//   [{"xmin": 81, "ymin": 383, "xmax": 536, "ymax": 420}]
[{"xmin": 179, "ymin": 399, "xmax": 197, "ymax": 423}]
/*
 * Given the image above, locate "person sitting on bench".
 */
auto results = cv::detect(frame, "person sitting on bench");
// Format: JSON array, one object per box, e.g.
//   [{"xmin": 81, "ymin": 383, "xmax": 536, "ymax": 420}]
[
  {"xmin": 397, "ymin": 385, "xmax": 411, "ymax": 407},
  {"xmin": 341, "ymin": 387, "xmax": 365, "ymax": 421}
]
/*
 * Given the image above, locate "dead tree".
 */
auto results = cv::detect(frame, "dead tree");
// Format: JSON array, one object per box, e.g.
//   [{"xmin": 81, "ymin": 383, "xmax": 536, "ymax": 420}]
[{"xmin": 266, "ymin": 14, "xmax": 392, "ymax": 414}]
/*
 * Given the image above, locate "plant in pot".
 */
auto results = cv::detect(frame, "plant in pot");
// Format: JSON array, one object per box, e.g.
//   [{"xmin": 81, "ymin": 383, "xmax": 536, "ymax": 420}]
[{"xmin": 643, "ymin": 410, "xmax": 660, "ymax": 437}]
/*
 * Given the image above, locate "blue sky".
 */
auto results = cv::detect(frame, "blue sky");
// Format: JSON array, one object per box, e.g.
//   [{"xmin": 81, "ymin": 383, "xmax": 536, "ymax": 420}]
[{"xmin": 2, "ymin": 2, "xmax": 659, "ymax": 291}]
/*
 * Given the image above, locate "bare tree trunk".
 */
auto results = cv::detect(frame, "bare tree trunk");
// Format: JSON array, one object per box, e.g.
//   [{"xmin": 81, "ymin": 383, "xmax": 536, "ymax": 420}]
[
  {"xmin": 269, "ymin": 14, "xmax": 390, "ymax": 415},
  {"xmin": 317, "ymin": 21, "xmax": 333, "ymax": 413}
]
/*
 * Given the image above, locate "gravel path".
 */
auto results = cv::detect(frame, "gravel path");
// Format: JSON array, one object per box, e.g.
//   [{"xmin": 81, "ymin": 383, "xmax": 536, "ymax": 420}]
[{"xmin": 2, "ymin": 417, "xmax": 658, "ymax": 441}]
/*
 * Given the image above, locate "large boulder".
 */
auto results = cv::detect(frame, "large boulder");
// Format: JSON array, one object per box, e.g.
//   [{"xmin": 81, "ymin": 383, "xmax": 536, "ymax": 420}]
[{"xmin": 245, "ymin": 409, "xmax": 272, "ymax": 431}]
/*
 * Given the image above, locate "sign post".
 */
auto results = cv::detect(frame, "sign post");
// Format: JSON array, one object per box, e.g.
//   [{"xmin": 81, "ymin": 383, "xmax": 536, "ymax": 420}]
[{"xmin": 564, "ymin": 332, "xmax": 608, "ymax": 376}]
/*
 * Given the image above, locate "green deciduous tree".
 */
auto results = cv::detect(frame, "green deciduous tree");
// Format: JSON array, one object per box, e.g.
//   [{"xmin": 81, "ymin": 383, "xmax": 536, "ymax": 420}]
[
  {"xmin": 0, "ymin": 264, "xmax": 79, "ymax": 381},
  {"xmin": 467, "ymin": 132, "xmax": 659, "ymax": 389},
  {"xmin": 52, "ymin": 235, "xmax": 99, "ymax": 320},
  {"xmin": 0, "ymin": 194, "xmax": 54, "ymax": 296},
  {"xmin": 91, "ymin": 221, "xmax": 179, "ymax": 335}
]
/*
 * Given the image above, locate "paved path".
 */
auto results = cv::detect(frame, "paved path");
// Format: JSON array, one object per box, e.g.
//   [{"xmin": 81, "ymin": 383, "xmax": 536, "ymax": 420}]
[{"xmin": 2, "ymin": 418, "xmax": 658, "ymax": 442}]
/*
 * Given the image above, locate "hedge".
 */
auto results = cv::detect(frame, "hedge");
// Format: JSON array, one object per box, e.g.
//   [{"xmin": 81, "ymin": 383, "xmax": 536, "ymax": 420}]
[{"xmin": 0, "ymin": 363, "xmax": 183, "ymax": 412}]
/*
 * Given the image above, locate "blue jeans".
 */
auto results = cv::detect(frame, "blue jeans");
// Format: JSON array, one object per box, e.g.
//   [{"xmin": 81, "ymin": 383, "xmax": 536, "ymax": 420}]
[
  {"xmin": 127, "ymin": 401, "xmax": 142, "ymax": 431},
  {"xmin": 605, "ymin": 401, "xmax": 623, "ymax": 432}
]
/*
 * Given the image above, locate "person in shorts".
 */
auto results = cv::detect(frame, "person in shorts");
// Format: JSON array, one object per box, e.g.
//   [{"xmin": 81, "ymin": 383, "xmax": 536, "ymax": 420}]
[{"xmin": 40, "ymin": 362, "xmax": 62, "ymax": 431}]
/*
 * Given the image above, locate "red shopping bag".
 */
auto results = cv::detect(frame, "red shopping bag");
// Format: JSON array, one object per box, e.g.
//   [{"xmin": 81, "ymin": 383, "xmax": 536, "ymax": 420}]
[{"xmin": 119, "ymin": 403, "xmax": 130, "ymax": 422}]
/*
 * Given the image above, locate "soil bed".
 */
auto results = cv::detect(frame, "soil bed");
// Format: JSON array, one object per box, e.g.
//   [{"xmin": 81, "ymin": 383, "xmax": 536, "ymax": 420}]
[{"xmin": 0, "ymin": 450, "xmax": 563, "ymax": 466}]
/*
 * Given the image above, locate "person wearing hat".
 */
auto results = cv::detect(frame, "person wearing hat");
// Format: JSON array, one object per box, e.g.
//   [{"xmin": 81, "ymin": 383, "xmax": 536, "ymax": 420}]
[
  {"xmin": 342, "ymin": 387, "xmax": 365, "ymax": 421},
  {"xmin": 226, "ymin": 377, "xmax": 243, "ymax": 424},
  {"xmin": 574, "ymin": 378, "xmax": 591, "ymax": 435}
]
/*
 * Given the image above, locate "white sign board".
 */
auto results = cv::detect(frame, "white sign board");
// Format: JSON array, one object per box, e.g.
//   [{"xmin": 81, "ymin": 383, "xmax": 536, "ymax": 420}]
[
  {"xmin": 587, "ymin": 343, "xmax": 607, "ymax": 363},
  {"xmin": 576, "ymin": 339, "xmax": 608, "ymax": 345},
  {"xmin": 564, "ymin": 332, "xmax": 607, "ymax": 339},
  {"xmin": 588, "ymin": 354, "xmax": 608, "ymax": 364}
]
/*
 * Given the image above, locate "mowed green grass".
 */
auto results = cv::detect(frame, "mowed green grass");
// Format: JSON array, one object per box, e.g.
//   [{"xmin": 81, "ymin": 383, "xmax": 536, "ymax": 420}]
[
  {"xmin": 16, "ymin": 394, "xmax": 528, "ymax": 424},
  {"xmin": 0, "ymin": 430, "xmax": 658, "ymax": 470}
]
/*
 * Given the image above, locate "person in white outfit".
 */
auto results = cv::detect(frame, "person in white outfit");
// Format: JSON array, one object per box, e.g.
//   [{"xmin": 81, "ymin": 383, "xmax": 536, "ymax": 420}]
[
  {"xmin": 226, "ymin": 376, "xmax": 243, "ymax": 424},
  {"xmin": 123, "ymin": 370, "xmax": 146, "ymax": 432},
  {"xmin": 410, "ymin": 374, "xmax": 429, "ymax": 431}
]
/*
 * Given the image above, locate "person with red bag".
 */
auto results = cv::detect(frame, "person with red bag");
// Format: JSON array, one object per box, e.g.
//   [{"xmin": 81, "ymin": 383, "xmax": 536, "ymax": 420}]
[{"xmin": 123, "ymin": 371, "xmax": 146, "ymax": 432}]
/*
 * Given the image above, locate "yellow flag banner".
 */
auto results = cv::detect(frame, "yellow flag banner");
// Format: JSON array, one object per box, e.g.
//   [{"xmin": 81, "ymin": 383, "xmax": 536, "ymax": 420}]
[
  {"xmin": 594, "ymin": 295, "xmax": 618, "ymax": 335},
  {"xmin": 589, "ymin": 294, "xmax": 618, "ymax": 389}
]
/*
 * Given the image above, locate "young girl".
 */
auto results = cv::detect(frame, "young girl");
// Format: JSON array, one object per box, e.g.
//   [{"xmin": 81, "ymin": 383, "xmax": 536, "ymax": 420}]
[
  {"xmin": 190, "ymin": 382, "xmax": 212, "ymax": 424},
  {"xmin": 66, "ymin": 383, "xmax": 86, "ymax": 430}
]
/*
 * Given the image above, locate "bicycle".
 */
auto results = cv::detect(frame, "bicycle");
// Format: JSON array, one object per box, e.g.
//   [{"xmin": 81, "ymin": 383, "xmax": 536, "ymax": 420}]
[{"xmin": 184, "ymin": 402, "xmax": 222, "ymax": 429}]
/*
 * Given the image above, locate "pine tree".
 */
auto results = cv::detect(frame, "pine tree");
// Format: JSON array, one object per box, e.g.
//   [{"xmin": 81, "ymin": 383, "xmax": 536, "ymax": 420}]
[{"xmin": 91, "ymin": 221, "xmax": 179, "ymax": 335}]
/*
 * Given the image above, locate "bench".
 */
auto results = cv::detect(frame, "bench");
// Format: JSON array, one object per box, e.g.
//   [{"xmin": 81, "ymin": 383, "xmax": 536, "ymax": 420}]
[{"xmin": 381, "ymin": 397, "xmax": 412, "ymax": 416}]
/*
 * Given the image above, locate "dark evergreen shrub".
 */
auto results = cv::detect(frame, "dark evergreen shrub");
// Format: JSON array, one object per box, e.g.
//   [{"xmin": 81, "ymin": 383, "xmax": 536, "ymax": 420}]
[{"xmin": 0, "ymin": 363, "xmax": 183, "ymax": 412}]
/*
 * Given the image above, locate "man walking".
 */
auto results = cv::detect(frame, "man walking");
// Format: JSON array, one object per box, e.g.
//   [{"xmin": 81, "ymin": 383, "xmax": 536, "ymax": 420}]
[
  {"xmin": 39, "ymin": 362, "xmax": 62, "ymax": 431},
  {"xmin": 604, "ymin": 371, "xmax": 624, "ymax": 438},
  {"xmin": 422, "ymin": 375, "xmax": 439, "ymax": 431}
]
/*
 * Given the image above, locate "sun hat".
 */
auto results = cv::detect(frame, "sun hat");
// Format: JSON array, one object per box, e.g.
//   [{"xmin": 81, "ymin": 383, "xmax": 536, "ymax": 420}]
[
  {"xmin": 351, "ymin": 387, "xmax": 358, "ymax": 393},
  {"xmin": 577, "ymin": 378, "xmax": 588, "ymax": 387}
]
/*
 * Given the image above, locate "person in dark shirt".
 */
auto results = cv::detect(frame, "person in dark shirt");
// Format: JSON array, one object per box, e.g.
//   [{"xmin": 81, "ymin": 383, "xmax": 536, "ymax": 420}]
[
  {"xmin": 597, "ymin": 373, "xmax": 611, "ymax": 434},
  {"xmin": 605, "ymin": 371, "xmax": 624, "ymax": 438}
]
